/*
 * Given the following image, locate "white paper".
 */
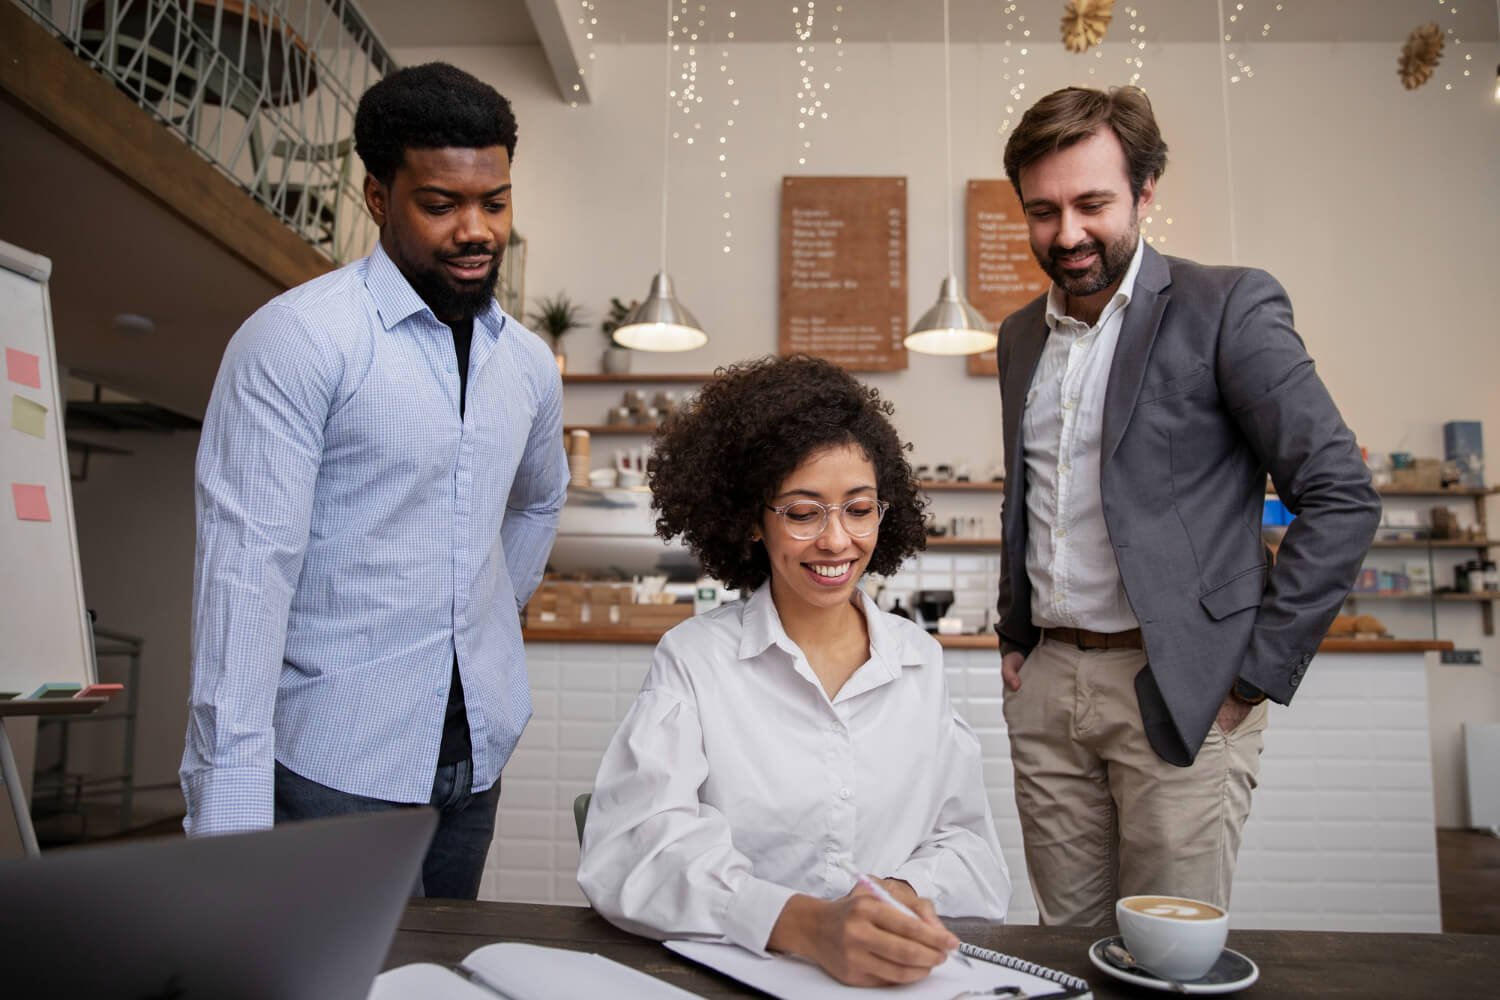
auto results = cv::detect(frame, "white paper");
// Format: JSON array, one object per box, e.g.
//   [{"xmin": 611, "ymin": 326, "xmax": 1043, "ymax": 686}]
[
  {"xmin": 666, "ymin": 939, "xmax": 1089, "ymax": 999},
  {"xmin": 371, "ymin": 943, "xmax": 699, "ymax": 1000},
  {"xmin": 367, "ymin": 963, "xmax": 494, "ymax": 999}
]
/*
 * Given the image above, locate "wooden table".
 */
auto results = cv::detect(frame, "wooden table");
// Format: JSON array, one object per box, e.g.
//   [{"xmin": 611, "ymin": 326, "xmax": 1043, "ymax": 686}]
[{"xmin": 386, "ymin": 899, "xmax": 1499, "ymax": 997}]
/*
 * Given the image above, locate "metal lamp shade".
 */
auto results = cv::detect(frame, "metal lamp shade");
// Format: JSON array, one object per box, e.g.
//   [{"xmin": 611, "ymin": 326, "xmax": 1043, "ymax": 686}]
[
  {"xmin": 904, "ymin": 275, "xmax": 996, "ymax": 356},
  {"xmin": 611, "ymin": 272, "xmax": 708, "ymax": 352}
]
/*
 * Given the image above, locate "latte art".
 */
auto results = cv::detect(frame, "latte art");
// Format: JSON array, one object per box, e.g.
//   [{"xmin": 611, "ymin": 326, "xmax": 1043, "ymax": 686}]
[{"xmin": 1120, "ymin": 896, "xmax": 1223, "ymax": 921}]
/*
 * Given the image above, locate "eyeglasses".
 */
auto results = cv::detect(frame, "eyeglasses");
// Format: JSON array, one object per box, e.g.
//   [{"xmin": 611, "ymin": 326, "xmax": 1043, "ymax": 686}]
[{"xmin": 764, "ymin": 498, "xmax": 890, "ymax": 540}]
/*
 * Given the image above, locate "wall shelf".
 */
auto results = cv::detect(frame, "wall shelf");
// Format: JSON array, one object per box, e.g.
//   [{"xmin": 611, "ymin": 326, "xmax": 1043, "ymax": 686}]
[
  {"xmin": 564, "ymin": 424, "xmax": 657, "ymax": 435},
  {"xmin": 924, "ymin": 537, "xmax": 1001, "ymax": 548},
  {"xmin": 562, "ymin": 373, "xmax": 709, "ymax": 384},
  {"xmin": 918, "ymin": 480, "xmax": 1004, "ymax": 492},
  {"xmin": 1369, "ymin": 539, "xmax": 1500, "ymax": 549}
]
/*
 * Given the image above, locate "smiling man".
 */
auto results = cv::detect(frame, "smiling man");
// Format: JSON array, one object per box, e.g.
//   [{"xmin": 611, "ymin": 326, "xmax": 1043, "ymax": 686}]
[
  {"xmin": 992, "ymin": 86, "xmax": 1379, "ymax": 925},
  {"xmin": 181, "ymin": 63, "xmax": 568, "ymax": 899}
]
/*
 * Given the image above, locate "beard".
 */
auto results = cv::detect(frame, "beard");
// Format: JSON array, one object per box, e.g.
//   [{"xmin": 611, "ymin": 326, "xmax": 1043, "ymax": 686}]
[
  {"xmin": 1036, "ymin": 219, "xmax": 1138, "ymax": 299},
  {"xmin": 404, "ymin": 244, "xmax": 503, "ymax": 323}
]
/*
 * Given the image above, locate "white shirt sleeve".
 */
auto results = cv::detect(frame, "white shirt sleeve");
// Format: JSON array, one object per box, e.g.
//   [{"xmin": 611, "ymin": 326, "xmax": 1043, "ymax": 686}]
[{"xmin": 576, "ymin": 641, "xmax": 797, "ymax": 954}]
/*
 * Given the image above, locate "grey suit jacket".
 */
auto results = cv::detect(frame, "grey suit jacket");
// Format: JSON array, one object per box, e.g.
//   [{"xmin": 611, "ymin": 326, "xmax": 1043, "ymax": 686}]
[{"xmin": 995, "ymin": 245, "xmax": 1380, "ymax": 766}]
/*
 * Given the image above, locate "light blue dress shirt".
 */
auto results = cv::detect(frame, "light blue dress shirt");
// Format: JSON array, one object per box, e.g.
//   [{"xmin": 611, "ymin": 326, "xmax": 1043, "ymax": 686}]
[{"xmin": 181, "ymin": 243, "xmax": 568, "ymax": 836}]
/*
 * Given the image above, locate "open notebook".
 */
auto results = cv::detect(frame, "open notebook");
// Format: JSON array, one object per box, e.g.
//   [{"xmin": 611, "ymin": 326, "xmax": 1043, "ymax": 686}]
[
  {"xmin": 666, "ymin": 939, "xmax": 1092, "ymax": 999},
  {"xmin": 370, "ymin": 942, "xmax": 699, "ymax": 1000}
]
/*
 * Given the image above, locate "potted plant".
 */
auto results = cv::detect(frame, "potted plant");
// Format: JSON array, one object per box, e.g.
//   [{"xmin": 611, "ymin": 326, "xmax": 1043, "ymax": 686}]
[
  {"xmin": 600, "ymin": 297, "xmax": 638, "ymax": 374},
  {"xmin": 527, "ymin": 293, "xmax": 587, "ymax": 372}
]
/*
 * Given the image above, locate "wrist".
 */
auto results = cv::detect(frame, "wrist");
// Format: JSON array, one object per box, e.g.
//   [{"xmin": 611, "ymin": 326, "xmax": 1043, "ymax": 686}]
[{"xmin": 1231, "ymin": 678, "xmax": 1267, "ymax": 705}]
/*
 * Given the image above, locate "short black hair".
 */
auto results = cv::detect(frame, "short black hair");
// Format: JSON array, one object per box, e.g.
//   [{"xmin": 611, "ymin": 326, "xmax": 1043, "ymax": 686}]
[
  {"xmin": 354, "ymin": 62, "xmax": 518, "ymax": 186},
  {"xmin": 649, "ymin": 355, "xmax": 928, "ymax": 591}
]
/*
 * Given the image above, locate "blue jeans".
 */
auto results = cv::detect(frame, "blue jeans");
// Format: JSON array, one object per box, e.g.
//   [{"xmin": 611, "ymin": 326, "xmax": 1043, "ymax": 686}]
[{"xmin": 273, "ymin": 759, "xmax": 502, "ymax": 899}]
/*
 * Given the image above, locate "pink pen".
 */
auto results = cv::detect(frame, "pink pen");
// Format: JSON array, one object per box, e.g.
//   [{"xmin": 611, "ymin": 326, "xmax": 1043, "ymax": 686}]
[{"xmin": 835, "ymin": 857, "xmax": 971, "ymax": 967}]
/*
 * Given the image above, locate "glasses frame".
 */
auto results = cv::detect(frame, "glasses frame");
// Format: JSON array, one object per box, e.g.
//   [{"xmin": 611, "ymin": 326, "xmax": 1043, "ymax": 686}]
[{"xmin": 764, "ymin": 498, "xmax": 891, "ymax": 540}]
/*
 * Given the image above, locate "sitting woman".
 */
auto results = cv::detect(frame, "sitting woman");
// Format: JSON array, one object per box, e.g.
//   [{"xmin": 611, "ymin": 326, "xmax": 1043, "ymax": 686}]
[{"xmin": 577, "ymin": 355, "xmax": 1010, "ymax": 987}]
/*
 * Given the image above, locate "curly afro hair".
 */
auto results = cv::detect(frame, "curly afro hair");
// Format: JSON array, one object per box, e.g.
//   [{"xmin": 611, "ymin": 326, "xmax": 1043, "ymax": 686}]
[
  {"xmin": 649, "ymin": 355, "xmax": 927, "ymax": 591},
  {"xmin": 354, "ymin": 62, "xmax": 518, "ymax": 186}
]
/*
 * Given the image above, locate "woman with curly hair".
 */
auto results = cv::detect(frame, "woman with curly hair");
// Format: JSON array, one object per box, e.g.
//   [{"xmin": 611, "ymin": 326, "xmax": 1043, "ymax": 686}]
[{"xmin": 577, "ymin": 356, "xmax": 1010, "ymax": 987}]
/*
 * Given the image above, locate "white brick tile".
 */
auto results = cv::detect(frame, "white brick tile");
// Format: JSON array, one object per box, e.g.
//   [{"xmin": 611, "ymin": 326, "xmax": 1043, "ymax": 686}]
[
  {"xmin": 553, "ymin": 878, "xmax": 589, "ymax": 905},
  {"xmin": 959, "ymin": 698, "xmax": 1005, "ymax": 729},
  {"xmin": 502, "ymin": 747, "xmax": 554, "ymax": 779},
  {"xmin": 498, "ymin": 809, "xmax": 553, "ymax": 840},
  {"xmin": 561, "ymin": 662, "xmax": 617, "ymax": 691},
  {"xmin": 521, "ymin": 720, "xmax": 558, "ymax": 749},
  {"xmin": 964, "ymin": 668, "xmax": 1006, "ymax": 699},
  {"xmin": 492, "ymin": 870, "xmax": 551, "ymax": 902},
  {"xmin": 496, "ymin": 839, "xmax": 554, "ymax": 870},
  {"xmin": 559, "ymin": 721, "xmax": 618, "ymax": 751},
  {"xmin": 617, "ymin": 660, "xmax": 651, "ymax": 692},
  {"xmin": 558, "ymin": 750, "xmax": 604, "ymax": 781},
  {"xmin": 562, "ymin": 692, "xmax": 618, "ymax": 721},
  {"xmin": 526, "ymin": 656, "xmax": 560, "ymax": 691},
  {"xmin": 501, "ymin": 778, "xmax": 554, "ymax": 810},
  {"xmin": 1376, "ymin": 821, "xmax": 1436, "ymax": 852},
  {"xmin": 530, "ymin": 690, "xmax": 558, "ymax": 721}
]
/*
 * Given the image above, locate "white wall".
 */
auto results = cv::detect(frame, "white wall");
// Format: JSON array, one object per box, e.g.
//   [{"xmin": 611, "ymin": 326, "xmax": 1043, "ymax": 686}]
[
  {"xmin": 392, "ymin": 37, "xmax": 1500, "ymax": 827},
  {"xmin": 55, "ymin": 35, "xmax": 1500, "ymax": 838}
]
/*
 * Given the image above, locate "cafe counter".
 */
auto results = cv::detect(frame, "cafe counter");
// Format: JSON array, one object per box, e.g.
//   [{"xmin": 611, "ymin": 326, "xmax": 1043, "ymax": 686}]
[{"xmin": 503, "ymin": 626, "xmax": 1450, "ymax": 932}]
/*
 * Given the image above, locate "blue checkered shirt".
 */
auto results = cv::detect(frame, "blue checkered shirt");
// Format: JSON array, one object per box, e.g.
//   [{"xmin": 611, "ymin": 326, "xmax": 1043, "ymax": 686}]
[{"xmin": 181, "ymin": 243, "xmax": 568, "ymax": 835}]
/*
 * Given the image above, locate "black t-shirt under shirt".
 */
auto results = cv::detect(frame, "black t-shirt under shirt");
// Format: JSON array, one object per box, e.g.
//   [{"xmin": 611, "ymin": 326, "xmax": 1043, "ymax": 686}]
[{"xmin": 437, "ymin": 317, "xmax": 474, "ymax": 766}]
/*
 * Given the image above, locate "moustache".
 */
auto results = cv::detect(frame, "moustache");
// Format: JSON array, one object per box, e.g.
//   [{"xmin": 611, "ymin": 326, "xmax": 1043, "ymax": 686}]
[
  {"xmin": 441, "ymin": 244, "xmax": 500, "ymax": 263},
  {"xmin": 1050, "ymin": 243, "xmax": 1101, "ymax": 263}
]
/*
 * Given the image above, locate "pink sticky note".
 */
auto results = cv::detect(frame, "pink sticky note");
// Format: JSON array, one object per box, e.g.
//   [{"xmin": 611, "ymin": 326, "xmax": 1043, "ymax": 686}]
[
  {"xmin": 11, "ymin": 483, "xmax": 50, "ymax": 522},
  {"xmin": 5, "ymin": 348, "xmax": 42, "ymax": 390}
]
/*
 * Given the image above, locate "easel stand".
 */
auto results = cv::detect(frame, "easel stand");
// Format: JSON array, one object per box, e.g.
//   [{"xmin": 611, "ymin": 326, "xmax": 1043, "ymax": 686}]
[{"xmin": 0, "ymin": 699, "xmax": 107, "ymax": 858}]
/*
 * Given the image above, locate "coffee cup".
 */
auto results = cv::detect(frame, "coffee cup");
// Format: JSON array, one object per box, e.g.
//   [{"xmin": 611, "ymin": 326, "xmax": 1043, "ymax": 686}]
[{"xmin": 1115, "ymin": 895, "xmax": 1228, "ymax": 982}]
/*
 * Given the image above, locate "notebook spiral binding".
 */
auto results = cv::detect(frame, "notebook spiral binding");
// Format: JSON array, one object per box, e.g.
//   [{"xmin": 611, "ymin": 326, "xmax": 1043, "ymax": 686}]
[{"xmin": 959, "ymin": 942, "xmax": 1090, "ymax": 991}]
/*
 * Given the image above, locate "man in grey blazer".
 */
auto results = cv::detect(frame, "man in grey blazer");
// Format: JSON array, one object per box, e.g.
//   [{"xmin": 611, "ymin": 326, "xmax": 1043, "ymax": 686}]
[{"xmin": 994, "ymin": 86, "xmax": 1379, "ymax": 926}]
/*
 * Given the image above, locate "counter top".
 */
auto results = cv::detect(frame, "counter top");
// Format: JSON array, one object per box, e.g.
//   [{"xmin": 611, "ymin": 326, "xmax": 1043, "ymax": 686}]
[{"xmin": 523, "ymin": 626, "xmax": 1452, "ymax": 653}]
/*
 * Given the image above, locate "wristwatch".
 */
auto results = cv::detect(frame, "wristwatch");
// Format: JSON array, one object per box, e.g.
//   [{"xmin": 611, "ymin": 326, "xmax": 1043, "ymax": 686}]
[{"xmin": 1231, "ymin": 678, "xmax": 1268, "ymax": 705}]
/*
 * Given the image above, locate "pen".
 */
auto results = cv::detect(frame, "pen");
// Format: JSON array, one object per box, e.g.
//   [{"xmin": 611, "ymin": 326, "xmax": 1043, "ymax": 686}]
[{"xmin": 834, "ymin": 857, "xmax": 972, "ymax": 967}]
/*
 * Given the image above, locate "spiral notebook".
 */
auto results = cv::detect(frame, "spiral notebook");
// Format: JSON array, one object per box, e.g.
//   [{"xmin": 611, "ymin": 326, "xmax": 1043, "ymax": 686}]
[{"xmin": 666, "ymin": 939, "xmax": 1091, "ymax": 999}]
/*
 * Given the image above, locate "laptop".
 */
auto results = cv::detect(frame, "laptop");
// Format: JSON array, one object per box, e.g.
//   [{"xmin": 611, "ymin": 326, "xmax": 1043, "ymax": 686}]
[{"xmin": 0, "ymin": 807, "xmax": 436, "ymax": 999}]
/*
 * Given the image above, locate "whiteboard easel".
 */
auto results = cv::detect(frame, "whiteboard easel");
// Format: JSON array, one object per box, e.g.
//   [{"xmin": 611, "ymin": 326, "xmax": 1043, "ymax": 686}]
[{"xmin": 0, "ymin": 239, "xmax": 99, "ymax": 856}]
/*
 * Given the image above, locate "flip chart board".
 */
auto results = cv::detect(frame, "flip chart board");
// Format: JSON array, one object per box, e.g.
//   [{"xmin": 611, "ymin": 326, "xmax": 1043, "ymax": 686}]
[{"xmin": 0, "ymin": 239, "xmax": 94, "ymax": 698}]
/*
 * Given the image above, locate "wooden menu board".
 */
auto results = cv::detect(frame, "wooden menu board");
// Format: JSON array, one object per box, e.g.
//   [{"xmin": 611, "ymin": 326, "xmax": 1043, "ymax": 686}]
[
  {"xmin": 964, "ymin": 179, "xmax": 1049, "ymax": 377},
  {"xmin": 779, "ymin": 176, "xmax": 907, "ymax": 372}
]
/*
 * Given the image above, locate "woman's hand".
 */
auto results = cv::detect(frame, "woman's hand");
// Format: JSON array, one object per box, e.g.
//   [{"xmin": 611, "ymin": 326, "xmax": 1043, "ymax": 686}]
[{"xmin": 767, "ymin": 883, "xmax": 959, "ymax": 986}]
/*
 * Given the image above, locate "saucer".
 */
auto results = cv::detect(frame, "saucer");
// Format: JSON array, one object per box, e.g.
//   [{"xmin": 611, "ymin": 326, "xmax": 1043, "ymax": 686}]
[{"xmin": 1088, "ymin": 936, "xmax": 1259, "ymax": 994}]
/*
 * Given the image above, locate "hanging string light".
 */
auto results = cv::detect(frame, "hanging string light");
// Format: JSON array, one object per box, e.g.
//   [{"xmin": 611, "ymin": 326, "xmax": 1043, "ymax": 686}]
[
  {"xmin": 994, "ymin": 2, "xmax": 1031, "ymax": 137},
  {"xmin": 791, "ymin": 2, "xmax": 844, "ymax": 166},
  {"xmin": 717, "ymin": 7, "xmax": 739, "ymax": 254},
  {"xmin": 568, "ymin": 0, "xmax": 598, "ymax": 108}
]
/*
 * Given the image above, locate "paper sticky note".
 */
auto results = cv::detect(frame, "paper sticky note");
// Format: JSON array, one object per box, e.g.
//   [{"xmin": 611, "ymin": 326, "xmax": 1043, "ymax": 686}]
[
  {"xmin": 11, "ymin": 395, "xmax": 47, "ymax": 438},
  {"xmin": 11, "ymin": 483, "xmax": 50, "ymax": 522},
  {"xmin": 5, "ymin": 348, "xmax": 42, "ymax": 389}
]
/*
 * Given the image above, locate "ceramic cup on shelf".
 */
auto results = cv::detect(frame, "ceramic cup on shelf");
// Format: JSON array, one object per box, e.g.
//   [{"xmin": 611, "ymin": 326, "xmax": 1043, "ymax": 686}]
[{"xmin": 1115, "ymin": 895, "xmax": 1228, "ymax": 982}]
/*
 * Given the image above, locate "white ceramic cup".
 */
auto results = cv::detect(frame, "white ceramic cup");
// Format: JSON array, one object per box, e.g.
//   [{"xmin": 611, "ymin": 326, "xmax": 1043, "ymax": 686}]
[{"xmin": 1115, "ymin": 895, "xmax": 1228, "ymax": 982}]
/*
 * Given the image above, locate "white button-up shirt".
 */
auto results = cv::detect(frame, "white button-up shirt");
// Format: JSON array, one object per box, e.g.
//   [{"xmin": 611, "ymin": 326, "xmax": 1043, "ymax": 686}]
[
  {"xmin": 1023, "ymin": 239, "xmax": 1145, "ymax": 632},
  {"xmin": 577, "ymin": 584, "xmax": 1010, "ymax": 954}
]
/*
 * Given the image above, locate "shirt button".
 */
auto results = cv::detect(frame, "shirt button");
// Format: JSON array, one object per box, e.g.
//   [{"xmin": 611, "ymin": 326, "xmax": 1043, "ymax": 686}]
[
  {"xmin": 1055, "ymin": 528, "xmax": 1066, "ymax": 538},
  {"xmin": 839, "ymin": 788, "xmax": 851, "ymax": 800},
  {"xmin": 1062, "ymin": 399, "xmax": 1075, "ymax": 410}
]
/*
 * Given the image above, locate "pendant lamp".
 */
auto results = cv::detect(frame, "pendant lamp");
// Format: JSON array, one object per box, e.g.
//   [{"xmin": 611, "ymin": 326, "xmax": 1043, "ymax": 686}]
[
  {"xmin": 612, "ymin": 0, "xmax": 708, "ymax": 353},
  {"xmin": 905, "ymin": 0, "xmax": 997, "ymax": 357}
]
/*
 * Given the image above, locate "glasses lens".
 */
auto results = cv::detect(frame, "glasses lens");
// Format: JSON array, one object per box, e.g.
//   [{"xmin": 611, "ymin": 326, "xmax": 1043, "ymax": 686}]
[
  {"xmin": 840, "ymin": 498, "xmax": 883, "ymax": 536},
  {"xmin": 781, "ymin": 501, "xmax": 827, "ymax": 539}
]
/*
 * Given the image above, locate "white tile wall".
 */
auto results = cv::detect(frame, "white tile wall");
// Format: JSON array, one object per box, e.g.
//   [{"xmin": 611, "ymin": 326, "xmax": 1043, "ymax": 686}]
[{"xmin": 489, "ymin": 642, "xmax": 1440, "ymax": 933}]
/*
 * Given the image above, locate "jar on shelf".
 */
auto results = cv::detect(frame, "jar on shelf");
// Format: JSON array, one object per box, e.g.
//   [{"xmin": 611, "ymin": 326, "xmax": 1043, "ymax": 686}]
[{"xmin": 1484, "ymin": 559, "xmax": 1499, "ymax": 593}]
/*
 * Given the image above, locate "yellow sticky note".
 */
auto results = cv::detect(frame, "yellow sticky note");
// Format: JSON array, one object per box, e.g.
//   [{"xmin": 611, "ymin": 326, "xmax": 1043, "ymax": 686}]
[{"xmin": 10, "ymin": 395, "xmax": 46, "ymax": 439}]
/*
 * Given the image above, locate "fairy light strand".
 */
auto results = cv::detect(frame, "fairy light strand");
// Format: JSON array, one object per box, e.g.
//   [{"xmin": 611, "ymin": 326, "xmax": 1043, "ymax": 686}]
[{"xmin": 994, "ymin": 2, "xmax": 1030, "ymax": 136}]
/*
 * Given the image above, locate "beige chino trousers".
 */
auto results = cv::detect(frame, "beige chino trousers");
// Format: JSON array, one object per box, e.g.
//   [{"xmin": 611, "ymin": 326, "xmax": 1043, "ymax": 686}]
[{"xmin": 1003, "ymin": 638, "xmax": 1268, "ymax": 927}]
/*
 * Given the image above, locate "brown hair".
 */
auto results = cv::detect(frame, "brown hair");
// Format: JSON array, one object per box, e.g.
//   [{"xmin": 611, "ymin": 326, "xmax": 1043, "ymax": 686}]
[{"xmin": 1003, "ymin": 86, "xmax": 1168, "ymax": 201}]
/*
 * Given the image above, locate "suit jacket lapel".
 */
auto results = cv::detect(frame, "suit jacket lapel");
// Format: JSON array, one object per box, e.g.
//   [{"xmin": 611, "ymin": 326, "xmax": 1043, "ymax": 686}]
[
  {"xmin": 1101, "ymin": 245, "xmax": 1172, "ymax": 465},
  {"xmin": 1002, "ymin": 305, "xmax": 1049, "ymax": 485}
]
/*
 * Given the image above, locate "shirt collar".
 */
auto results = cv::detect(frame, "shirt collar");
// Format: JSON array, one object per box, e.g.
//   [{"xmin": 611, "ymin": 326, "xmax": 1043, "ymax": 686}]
[
  {"xmin": 737, "ymin": 582, "xmax": 924, "ymax": 685},
  {"xmin": 1044, "ymin": 236, "xmax": 1146, "ymax": 333},
  {"xmin": 365, "ymin": 241, "xmax": 506, "ymax": 339}
]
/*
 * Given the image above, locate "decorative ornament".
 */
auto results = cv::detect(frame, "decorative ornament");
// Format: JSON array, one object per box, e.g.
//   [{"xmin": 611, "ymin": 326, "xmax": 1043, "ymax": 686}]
[
  {"xmin": 1398, "ymin": 23, "xmax": 1444, "ymax": 90},
  {"xmin": 1061, "ymin": 0, "xmax": 1114, "ymax": 54}
]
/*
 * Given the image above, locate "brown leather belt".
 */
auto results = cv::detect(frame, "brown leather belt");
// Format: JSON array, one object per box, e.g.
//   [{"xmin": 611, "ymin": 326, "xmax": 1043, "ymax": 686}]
[{"xmin": 1042, "ymin": 626, "xmax": 1143, "ymax": 651}]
